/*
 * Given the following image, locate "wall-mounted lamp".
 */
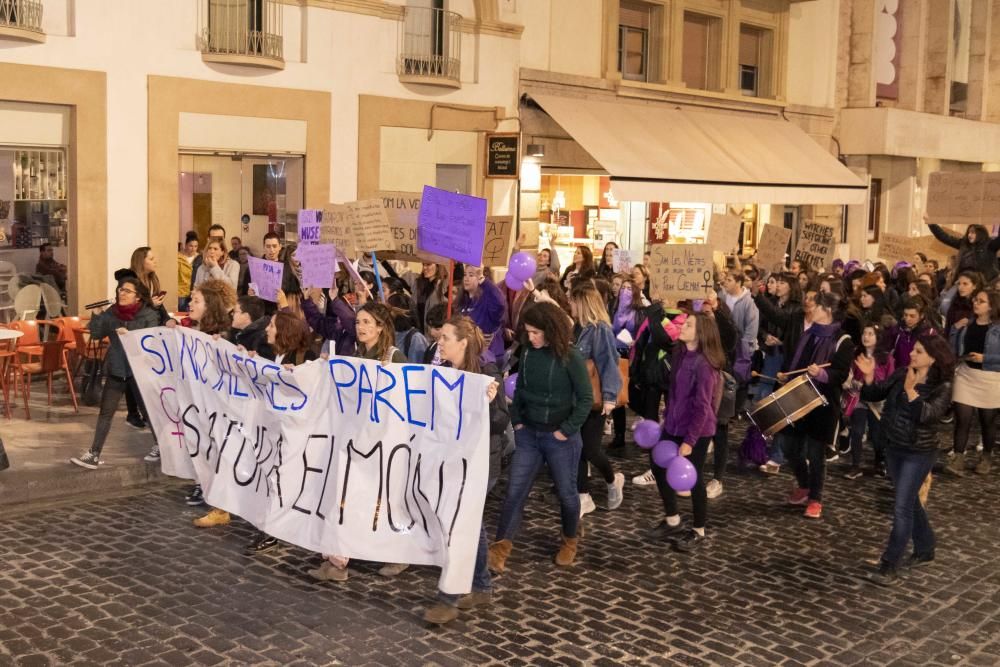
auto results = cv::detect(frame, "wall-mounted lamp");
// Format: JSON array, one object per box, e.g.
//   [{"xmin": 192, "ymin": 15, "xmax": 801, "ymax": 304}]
[{"xmin": 527, "ymin": 143, "xmax": 545, "ymax": 158}]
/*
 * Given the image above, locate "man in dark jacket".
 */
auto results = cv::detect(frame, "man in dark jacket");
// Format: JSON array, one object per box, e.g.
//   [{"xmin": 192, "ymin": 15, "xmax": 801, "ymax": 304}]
[{"xmin": 231, "ymin": 295, "xmax": 274, "ymax": 360}]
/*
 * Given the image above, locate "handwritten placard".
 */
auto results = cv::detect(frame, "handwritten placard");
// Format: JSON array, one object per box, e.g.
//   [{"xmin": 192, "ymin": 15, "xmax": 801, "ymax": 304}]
[
  {"xmin": 376, "ymin": 191, "xmax": 449, "ymax": 263},
  {"xmin": 706, "ymin": 214, "xmax": 742, "ymax": 252},
  {"xmin": 417, "ymin": 186, "xmax": 488, "ymax": 266},
  {"xmin": 482, "ymin": 216, "xmax": 515, "ymax": 267},
  {"xmin": 612, "ymin": 248, "xmax": 634, "ymax": 273},
  {"xmin": 297, "ymin": 209, "xmax": 322, "ymax": 244},
  {"xmin": 247, "ymin": 257, "xmax": 284, "ymax": 302},
  {"xmin": 877, "ymin": 233, "xmax": 921, "ymax": 264},
  {"xmin": 345, "ymin": 199, "xmax": 394, "ymax": 252},
  {"xmin": 321, "ymin": 203, "xmax": 355, "ymax": 255},
  {"xmin": 295, "ymin": 243, "xmax": 336, "ymax": 289},
  {"xmin": 648, "ymin": 244, "xmax": 714, "ymax": 303},
  {"xmin": 755, "ymin": 225, "xmax": 792, "ymax": 273},
  {"xmin": 927, "ymin": 171, "xmax": 990, "ymax": 224},
  {"xmin": 793, "ymin": 220, "xmax": 836, "ymax": 271}
]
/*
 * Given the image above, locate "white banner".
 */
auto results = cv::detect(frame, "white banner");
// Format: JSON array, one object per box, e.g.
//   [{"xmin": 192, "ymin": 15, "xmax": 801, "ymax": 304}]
[{"xmin": 121, "ymin": 327, "xmax": 491, "ymax": 594}]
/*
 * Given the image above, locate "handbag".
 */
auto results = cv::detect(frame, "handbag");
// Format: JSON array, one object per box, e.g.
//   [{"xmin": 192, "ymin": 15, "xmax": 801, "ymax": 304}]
[
  {"xmin": 716, "ymin": 371, "xmax": 738, "ymax": 422},
  {"xmin": 586, "ymin": 358, "xmax": 629, "ymax": 410}
]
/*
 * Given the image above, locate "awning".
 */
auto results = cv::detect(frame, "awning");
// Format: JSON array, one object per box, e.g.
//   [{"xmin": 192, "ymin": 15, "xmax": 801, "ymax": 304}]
[{"xmin": 528, "ymin": 93, "xmax": 868, "ymax": 205}]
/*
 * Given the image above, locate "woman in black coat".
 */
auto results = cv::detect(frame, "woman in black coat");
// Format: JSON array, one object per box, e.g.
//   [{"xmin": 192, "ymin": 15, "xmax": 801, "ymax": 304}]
[
  {"xmin": 928, "ymin": 223, "xmax": 1000, "ymax": 281},
  {"xmin": 856, "ymin": 334, "xmax": 955, "ymax": 586}
]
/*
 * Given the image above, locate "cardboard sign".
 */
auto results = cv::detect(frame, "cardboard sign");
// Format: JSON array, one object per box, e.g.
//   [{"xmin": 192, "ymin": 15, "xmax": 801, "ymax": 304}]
[
  {"xmin": 297, "ymin": 209, "xmax": 322, "ymax": 244},
  {"xmin": 877, "ymin": 233, "xmax": 922, "ymax": 264},
  {"xmin": 482, "ymin": 216, "xmax": 515, "ymax": 267},
  {"xmin": 755, "ymin": 225, "xmax": 792, "ymax": 273},
  {"xmin": 647, "ymin": 243, "xmax": 715, "ymax": 304},
  {"xmin": 377, "ymin": 191, "xmax": 449, "ymax": 263},
  {"xmin": 417, "ymin": 186, "xmax": 488, "ymax": 266},
  {"xmin": 926, "ymin": 172, "xmax": 1000, "ymax": 225},
  {"xmin": 247, "ymin": 257, "xmax": 284, "ymax": 302},
  {"xmin": 345, "ymin": 199, "xmax": 394, "ymax": 252},
  {"xmin": 123, "ymin": 327, "xmax": 492, "ymax": 594},
  {"xmin": 913, "ymin": 235, "xmax": 956, "ymax": 264},
  {"xmin": 706, "ymin": 214, "xmax": 742, "ymax": 253},
  {"xmin": 793, "ymin": 220, "xmax": 836, "ymax": 271},
  {"xmin": 612, "ymin": 248, "xmax": 634, "ymax": 273},
  {"xmin": 295, "ymin": 243, "xmax": 337, "ymax": 289},
  {"xmin": 321, "ymin": 203, "xmax": 355, "ymax": 255}
]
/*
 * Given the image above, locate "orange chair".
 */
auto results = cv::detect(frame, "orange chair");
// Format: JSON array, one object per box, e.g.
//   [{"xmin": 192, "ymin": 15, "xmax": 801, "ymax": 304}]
[
  {"xmin": 39, "ymin": 317, "xmax": 82, "ymax": 372},
  {"xmin": 71, "ymin": 326, "xmax": 108, "ymax": 380},
  {"xmin": 16, "ymin": 339, "xmax": 78, "ymax": 419},
  {"xmin": 8, "ymin": 319, "xmax": 42, "ymax": 359},
  {"xmin": 0, "ymin": 334, "xmax": 19, "ymax": 419}
]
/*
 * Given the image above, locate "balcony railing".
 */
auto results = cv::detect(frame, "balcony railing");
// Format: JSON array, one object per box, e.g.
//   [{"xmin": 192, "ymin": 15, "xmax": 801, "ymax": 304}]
[
  {"xmin": 197, "ymin": 0, "xmax": 284, "ymax": 70},
  {"xmin": 0, "ymin": 0, "xmax": 45, "ymax": 43},
  {"xmin": 396, "ymin": 6, "xmax": 461, "ymax": 88}
]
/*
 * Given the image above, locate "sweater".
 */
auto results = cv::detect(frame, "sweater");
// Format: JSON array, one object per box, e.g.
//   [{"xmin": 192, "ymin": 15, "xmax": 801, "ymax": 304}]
[
  {"xmin": 510, "ymin": 346, "xmax": 592, "ymax": 437},
  {"xmin": 663, "ymin": 347, "xmax": 719, "ymax": 446},
  {"xmin": 722, "ymin": 288, "xmax": 759, "ymax": 352},
  {"xmin": 574, "ymin": 322, "xmax": 623, "ymax": 404},
  {"xmin": 194, "ymin": 259, "xmax": 240, "ymax": 290},
  {"xmin": 459, "ymin": 280, "xmax": 507, "ymax": 360}
]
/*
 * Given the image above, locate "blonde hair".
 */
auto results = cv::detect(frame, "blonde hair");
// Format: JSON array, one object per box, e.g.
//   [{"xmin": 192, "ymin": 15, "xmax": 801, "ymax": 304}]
[{"xmin": 569, "ymin": 282, "xmax": 611, "ymax": 327}]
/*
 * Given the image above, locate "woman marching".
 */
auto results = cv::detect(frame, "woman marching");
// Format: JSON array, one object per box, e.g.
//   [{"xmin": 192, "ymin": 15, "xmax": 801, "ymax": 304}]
[
  {"xmin": 568, "ymin": 282, "xmax": 626, "ymax": 516},
  {"xmin": 70, "ymin": 276, "xmax": 160, "ymax": 469},
  {"xmin": 649, "ymin": 311, "xmax": 724, "ymax": 552},
  {"xmin": 422, "ymin": 315, "xmax": 510, "ymax": 625},
  {"xmin": 777, "ymin": 291, "xmax": 855, "ymax": 519},
  {"xmin": 488, "ymin": 302, "xmax": 592, "ymax": 572},
  {"xmin": 843, "ymin": 323, "xmax": 895, "ymax": 479},
  {"xmin": 944, "ymin": 288, "xmax": 1000, "ymax": 476},
  {"xmin": 856, "ymin": 334, "xmax": 954, "ymax": 585}
]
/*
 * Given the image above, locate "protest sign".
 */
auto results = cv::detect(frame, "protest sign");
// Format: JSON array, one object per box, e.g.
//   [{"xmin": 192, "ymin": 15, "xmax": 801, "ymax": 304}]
[
  {"xmin": 913, "ymin": 235, "xmax": 955, "ymax": 263},
  {"xmin": 122, "ymin": 327, "xmax": 491, "ymax": 594},
  {"xmin": 321, "ymin": 203, "xmax": 355, "ymax": 255},
  {"xmin": 877, "ymin": 233, "xmax": 920, "ymax": 264},
  {"xmin": 298, "ymin": 209, "xmax": 322, "ymax": 245},
  {"xmin": 295, "ymin": 243, "xmax": 337, "ymax": 289},
  {"xmin": 647, "ymin": 243, "xmax": 714, "ymax": 303},
  {"xmin": 925, "ymin": 172, "xmax": 1000, "ymax": 225},
  {"xmin": 755, "ymin": 225, "xmax": 792, "ymax": 272},
  {"xmin": 482, "ymin": 216, "xmax": 514, "ymax": 267},
  {"xmin": 378, "ymin": 191, "xmax": 450, "ymax": 263},
  {"xmin": 345, "ymin": 199, "xmax": 394, "ymax": 252},
  {"xmin": 247, "ymin": 257, "xmax": 284, "ymax": 302},
  {"xmin": 417, "ymin": 186, "xmax": 487, "ymax": 266},
  {"xmin": 612, "ymin": 248, "xmax": 634, "ymax": 273},
  {"xmin": 706, "ymin": 214, "xmax": 742, "ymax": 253},
  {"xmin": 793, "ymin": 220, "xmax": 836, "ymax": 270}
]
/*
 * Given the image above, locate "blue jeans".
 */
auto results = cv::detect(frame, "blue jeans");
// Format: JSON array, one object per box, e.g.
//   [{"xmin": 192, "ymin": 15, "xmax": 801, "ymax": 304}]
[
  {"xmin": 495, "ymin": 427, "xmax": 583, "ymax": 541},
  {"xmin": 882, "ymin": 448, "xmax": 937, "ymax": 568},
  {"xmin": 768, "ymin": 431, "xmax": 788, "ymax": 466},
  {"xmin": 439, "ymin": 478, "xmax": 494, "ymax": 605},
  {"xmin": 848, "ymin": 406, "xmax": 882, "ymax": 468},
  {"xmin": 750, "ymin": 350, "xmax": 783, "ymax": 402}
]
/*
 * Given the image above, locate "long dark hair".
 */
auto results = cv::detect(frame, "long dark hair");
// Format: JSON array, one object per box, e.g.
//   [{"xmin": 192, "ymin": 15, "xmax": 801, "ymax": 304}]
[
  {"xmin": 271, "ymin": 312, "xmax": 313, "ymax": 358},
  {"xmin": 689, "ymin": 312, "xmax": 726, "ymax": 371},
  {"xmin": 357, "ymin": 302, "xmax": 397, "ymax": 361},
  {"xmin": 857, "ymin": 322, "xmax": 891, "ymax": 365},
  {"xmin": 521, "ymin": 301, "xmax": 572, "ymax": 360},
  {"xmin": 917, "ymin": 333, "xmax": 956, "ymax": 385},
  {"xmin": 130, "ymin": 246, "xmax": 161, "ymax": 296},
  {"xmin": 972, "ymin": 288, "xmax": 1000, "ymax": 323},
  {"xmin": 776, "ymin": 272, "xmax": 802, "ymax": 304}
]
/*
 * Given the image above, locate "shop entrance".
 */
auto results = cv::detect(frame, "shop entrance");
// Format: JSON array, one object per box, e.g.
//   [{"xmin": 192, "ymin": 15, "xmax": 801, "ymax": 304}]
[{"xmin": 178, "ymin": 152, "xmax": 304, "ymax": 257}]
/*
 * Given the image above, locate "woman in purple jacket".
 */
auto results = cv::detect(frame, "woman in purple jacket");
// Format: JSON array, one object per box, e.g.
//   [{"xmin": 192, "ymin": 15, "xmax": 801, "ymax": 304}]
[
  {"xmin": 650, "ymin": 311, "xmax": 725, "ymax": 553},
  {"xmin": 459, "ymin": 265, "xmax": 507, "ymax": 361}
]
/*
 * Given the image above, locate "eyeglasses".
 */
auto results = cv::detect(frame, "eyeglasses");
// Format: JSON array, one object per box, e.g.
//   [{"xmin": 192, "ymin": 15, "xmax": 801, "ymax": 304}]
[{"xmin": 117, "ymin": 287, "xmax": 137, "ymax": 295}]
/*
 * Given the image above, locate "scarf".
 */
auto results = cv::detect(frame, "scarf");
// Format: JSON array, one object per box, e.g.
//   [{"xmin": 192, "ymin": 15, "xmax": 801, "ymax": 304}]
[{"xmin": 113, "ymin": 301, "xmax": 142, "ymax": 322}]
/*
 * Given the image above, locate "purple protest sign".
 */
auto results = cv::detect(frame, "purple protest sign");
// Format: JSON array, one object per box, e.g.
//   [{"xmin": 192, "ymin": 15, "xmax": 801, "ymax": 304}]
[
  {"xmin": 298, "ymin": 209, "xmax": 322, "ymax": 245},
  {"xmin": 247, "ymin": 257, "xmax": 284, "ymax": 302},
  {"xmin": 295, "ymin": 243, "xmax": 336, "ymax": 289},
  {"xmin": 417, "ymin": 185, "xmax": 487, "ymax": 266}
]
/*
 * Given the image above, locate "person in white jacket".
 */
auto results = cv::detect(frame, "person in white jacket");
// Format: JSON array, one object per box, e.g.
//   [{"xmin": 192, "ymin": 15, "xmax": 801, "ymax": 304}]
[{"xmin": 194, "ymin": 239, "xmax": 240, "ymax": 290}]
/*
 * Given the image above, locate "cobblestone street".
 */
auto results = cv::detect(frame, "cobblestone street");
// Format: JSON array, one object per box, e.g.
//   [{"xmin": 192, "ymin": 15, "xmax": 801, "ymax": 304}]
[{"xmin": 2, "ymin": 440, "xmax": 1000, "ymax": 666}]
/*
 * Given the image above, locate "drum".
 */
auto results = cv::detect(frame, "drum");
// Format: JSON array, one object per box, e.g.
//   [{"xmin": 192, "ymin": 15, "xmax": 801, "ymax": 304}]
[{"xmin": 747, "ymin": 374, "xmax": 827, "ymax": 437}]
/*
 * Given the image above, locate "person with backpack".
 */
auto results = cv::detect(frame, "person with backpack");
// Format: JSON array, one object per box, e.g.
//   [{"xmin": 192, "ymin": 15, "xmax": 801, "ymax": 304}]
[{"xmin": 649, "ymin": 311, "xmax": 725, "ymax": 552}]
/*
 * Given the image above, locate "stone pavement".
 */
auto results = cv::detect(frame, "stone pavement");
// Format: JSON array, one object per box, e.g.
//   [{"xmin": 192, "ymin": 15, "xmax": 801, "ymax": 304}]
[{"xmin": 2, "ymin": 432, "xmax": 1000, "ymax": 666}]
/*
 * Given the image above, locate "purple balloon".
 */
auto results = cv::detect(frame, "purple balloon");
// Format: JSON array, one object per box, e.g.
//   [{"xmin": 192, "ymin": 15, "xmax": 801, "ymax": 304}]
[
  {"xmin": 666, "ymin": 456, "xmax": 697, "ymax": 492},
  {"xmin": 652, "ymin": 440, "xmax": 679, "ymax": 468},
  {"xmin": 633, "ymin": 419, "xmax": 662, "ymax": 449},
  {"xmin": 503, "ymin": 373, "xmax": 518, "ymax": 399},
  {"xmin": 508, "ymin": 252, "xmax": 537, "ymax": 282},
  {"xmin": 504, "ymin": 272, "xmax": 525, "ymax": 291}
]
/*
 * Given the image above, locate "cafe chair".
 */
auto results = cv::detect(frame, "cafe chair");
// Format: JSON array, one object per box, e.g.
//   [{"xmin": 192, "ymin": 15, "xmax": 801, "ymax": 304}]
[
  {"xmin": 7, "ymin": 319, "xmax": 43, "ymax": 361},
  {"xmin": 0, "ymin": 329, "xmax": 19, "ymax": 419},
  {"xmin": 0, "ymin": 273, "xmax": 18, "ymax": 323},
  {"xmin": 38, "ymin": 317, "xmax": 81, "ymax": 373},
  {"xmin": 13, "ymin": 284, "xmax": 42, "ymax": 321},
  {"xmin": 39, "ymin": 283, "xmax": 65, "ymax": 319},
  {"xmin": 16, "ymin": 339, "xmax": 78, "ymax": 419}
]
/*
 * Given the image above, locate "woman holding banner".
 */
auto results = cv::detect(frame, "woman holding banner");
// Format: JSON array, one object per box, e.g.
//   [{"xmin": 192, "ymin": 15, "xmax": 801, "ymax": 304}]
[
  {"xmin": 422, "ymin": 315, "xmax": 509, "ymax": 625},
  {"xmin": 309, "ymin": 302, "xmax": 409, "ymax": 582},
  {"xmin": 488, "ymin": 302, "xmax": 592, "ymax": 573},
  {"xmin": 70, "ymin": 276, "xmax": 160, "ymax": 470}
]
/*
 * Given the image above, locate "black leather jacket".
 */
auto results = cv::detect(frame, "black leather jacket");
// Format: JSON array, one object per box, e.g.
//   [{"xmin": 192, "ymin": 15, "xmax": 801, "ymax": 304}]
[{"xmin": 860, "ymin": 369, "xmax": 952, "ymax": 453}]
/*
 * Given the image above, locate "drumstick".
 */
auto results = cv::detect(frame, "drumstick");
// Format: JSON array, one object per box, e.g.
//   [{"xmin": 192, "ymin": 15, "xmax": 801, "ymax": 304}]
[
  {"xmin": 784, "ymin": 362, "xmax": 831, "ymax": 377},
  {"xmin": 751, "ymin": 370, "xmax": 779, "ymax": 382}
]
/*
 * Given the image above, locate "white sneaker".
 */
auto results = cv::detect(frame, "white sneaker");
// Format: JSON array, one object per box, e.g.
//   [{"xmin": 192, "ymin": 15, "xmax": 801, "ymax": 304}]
[
  {"xmin": 706, "ymin": 479, "xmax": 723, "ymax": 499},
  {"xmin": 607, "ymin": 473, "xmax": 625, "ymax": 510},
  {"xmin": 603, "ymin": 417, "xmax": 613, "ymax": 436},
  {"xmin": 579, "ymin": 493, "xmax": 597, "ymax": 517},
  {"xmin": 759, "ymin": 461, "xmax": 781, "ymax": 474},
  {"xmin": 632, "ymin": 469, "xmax": 656, "ymax": 486},
  {"xmin": 143, "ymin": 446, "xmax": 160, "ymax": 463},
  {"xmin": 977, "ymin": 440, "xmax": 984, "ymax": 453}
]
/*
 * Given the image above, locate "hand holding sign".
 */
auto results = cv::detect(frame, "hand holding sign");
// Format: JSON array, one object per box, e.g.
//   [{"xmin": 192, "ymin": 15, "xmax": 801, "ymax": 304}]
[
  {"xmin": 417, "ymin": 186, "xmax": 487, "ymax": 266},
  {"xmin": 295, "ymin": 243, "xmax": 337, "ymax": 289},
  {"xmin": 247, "ymin": 257, "xmax": 284, "ymax": 302}
]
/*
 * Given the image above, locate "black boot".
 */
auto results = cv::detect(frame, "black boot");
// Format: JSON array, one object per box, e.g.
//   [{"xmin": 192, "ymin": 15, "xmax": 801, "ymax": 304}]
[{"xmin": 866, "ymin": 562, "xmax": 899, "ymax": 587}]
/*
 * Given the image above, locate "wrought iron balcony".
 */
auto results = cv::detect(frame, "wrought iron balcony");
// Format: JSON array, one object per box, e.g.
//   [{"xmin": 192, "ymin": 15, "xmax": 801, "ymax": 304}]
[
  {"xmin": 0, "ymin": 0, "xmax": 45, "ymax": 43},
  {"xmin": 396, "ymin": 6, "xmax": 462, "ymax": 88},
  {"xmin": 198, "ymin": 0, "xmax": 284, "ymax": 70}
]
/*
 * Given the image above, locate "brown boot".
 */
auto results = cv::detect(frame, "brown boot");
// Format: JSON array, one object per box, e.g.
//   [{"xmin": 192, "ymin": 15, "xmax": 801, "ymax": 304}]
[
  {"xmin": 487, "ymin": 539, "xmax": 512, "ymax": 573},
  {"xmin": 975, "ymin": 455, "xmax": 992, "ymax": 475},
  {"xmin": 554, "ymin": 534, "xmax": 578, "ymax": 566},
  {"xmin": 944, "ymin": 452, "xmax": 966, "ymax": 477}
]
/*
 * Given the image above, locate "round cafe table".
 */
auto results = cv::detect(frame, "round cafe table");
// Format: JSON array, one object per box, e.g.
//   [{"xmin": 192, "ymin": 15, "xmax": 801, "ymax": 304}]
[{"xmin": 0, "ymin": 329, "xmax": 23, "ymax": 341}]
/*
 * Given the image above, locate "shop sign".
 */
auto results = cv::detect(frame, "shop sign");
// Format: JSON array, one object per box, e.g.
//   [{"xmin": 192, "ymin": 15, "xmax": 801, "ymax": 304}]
[{"xmin": 485, "ymin": 133, "xmax": 519, "ymax": 179}]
